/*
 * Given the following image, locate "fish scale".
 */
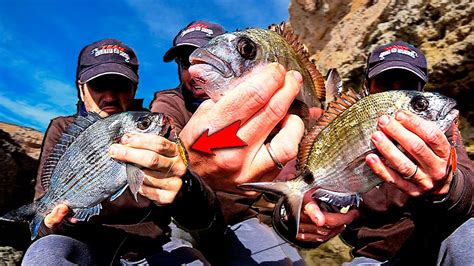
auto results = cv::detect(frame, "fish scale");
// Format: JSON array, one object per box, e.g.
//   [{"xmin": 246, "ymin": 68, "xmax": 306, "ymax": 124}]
[
  {"xmin": 0, "ymin": 111, "xmax": 170, "ymax": 239},
  {"xmin": 240, "ymin": 90, "xmax": 459, "ymax": 237}
]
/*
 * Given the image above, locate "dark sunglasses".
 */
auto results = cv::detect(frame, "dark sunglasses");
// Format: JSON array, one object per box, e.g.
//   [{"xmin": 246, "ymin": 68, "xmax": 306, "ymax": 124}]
[{"xmin": 87, "ymin": 75, "xmax": 134, "ymax": 93}]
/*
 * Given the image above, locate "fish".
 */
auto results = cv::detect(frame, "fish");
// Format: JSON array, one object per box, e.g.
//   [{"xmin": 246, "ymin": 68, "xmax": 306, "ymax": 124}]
[
  {"xmin": 239, "ymin": 90, "xmax": 459, "ymax": 236},
  {"xmin": 188, "ymin": 22, "xmax": 329, "ymax": 124},
  {"xmin": 0, "ymin": 111, "xmax": 171, "ymax": 239}
]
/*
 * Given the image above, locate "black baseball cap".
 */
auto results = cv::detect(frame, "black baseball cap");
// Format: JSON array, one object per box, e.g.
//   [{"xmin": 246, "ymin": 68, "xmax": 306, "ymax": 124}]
[
  {"xmin": 77, "ymin": 38, "xmax": 139, "ymax": 83},
  {"xmin": 163, "ymin": 20, "xmax": 225, "ymax": 62},
  {"xmin": 367, "ymin": 41, "xmax": 428, "ymax": 83}
]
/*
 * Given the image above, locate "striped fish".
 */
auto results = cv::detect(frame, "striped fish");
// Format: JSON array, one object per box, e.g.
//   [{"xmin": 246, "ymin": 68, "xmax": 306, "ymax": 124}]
[
  {"xmin": 0, "ymin": 111, "xmax": 170, "ymax": 239},
  {"xmin": 240, "ymin": 90, "xmax": 459, "ymax": 236},
  {"xmin": 188, "ymin": 23, "xmax": 329, "ymax": 125}
]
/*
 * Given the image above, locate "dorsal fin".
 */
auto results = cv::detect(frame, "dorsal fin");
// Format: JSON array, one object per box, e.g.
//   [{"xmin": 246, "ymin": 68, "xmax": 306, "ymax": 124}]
[
  {"xmin": 41, "ymin": 112, "xmax": 102, "ymax": 190},
  {"xmin": 297, "ymin": 88, "xmax": 363, "ymax": 170},
  {"xmin": 269, "ymin": 22, "xmax": 326, "ymax": 103},
  {"xmin": 325, "ymin": 68, "xmax": 344, "ymax": 105}
]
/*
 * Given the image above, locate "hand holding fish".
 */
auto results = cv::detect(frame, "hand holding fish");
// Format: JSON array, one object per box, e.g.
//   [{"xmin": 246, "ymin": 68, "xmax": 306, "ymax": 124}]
[
  {"xmin": 179, "ymin": 63, "xmax": 305, "ymax": 193},
  {"xmin": 367, "ymin": 111, "xmax": 456, "ymax": 197},
  {"xmin": 109, "ymin": 133, "xmax": 186, "ymax": 204},
  {"xmin": 44, "ymin": 204, "xmax": 72, "ymax": 229},
  {"xmin": 296, "ymin": 198, "xmax": 359, "ymax": 242}
]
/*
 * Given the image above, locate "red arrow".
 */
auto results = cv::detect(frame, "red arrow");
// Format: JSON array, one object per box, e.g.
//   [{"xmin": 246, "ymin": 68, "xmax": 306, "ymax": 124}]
[{"xmin": 191, "ymin": 121, "xmax": 247, "ymax": 155}]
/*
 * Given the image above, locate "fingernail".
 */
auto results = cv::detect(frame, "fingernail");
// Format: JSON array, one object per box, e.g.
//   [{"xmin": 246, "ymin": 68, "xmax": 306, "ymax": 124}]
[
  {"xmin": 109, "ymin": 144, "xmax": 120, "ymax": 157},
  {"xmin": 372, "ymin": 131, "xmax": 384, "ymax": 142},
  {"xmin": 292, "ymin": 71, "xmax": 303, "ymax": 83},
  {"xmin": 396, "ymin": 111, "xmax": 406, "ymax": 121},
  {"xmin": 121, "ymin": 134, "xmax": 130, "ymax": 144},
  {"xmin": 379, "ymin": 115, "xmax": 390, "ymax": 126},
  {"xmin": 366, "ymin": 154, "xmax": 377, "ymax": 164}
]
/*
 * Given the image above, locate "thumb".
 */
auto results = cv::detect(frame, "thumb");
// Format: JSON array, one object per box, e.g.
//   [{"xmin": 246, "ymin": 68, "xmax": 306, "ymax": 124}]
[{"xmin": 44, "ymin": 204, "xmax": 69, "ymax": 229}]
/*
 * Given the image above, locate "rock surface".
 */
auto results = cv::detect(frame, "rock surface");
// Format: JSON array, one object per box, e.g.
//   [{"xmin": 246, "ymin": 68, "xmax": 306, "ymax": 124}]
[
  {"xmin": 289, "ymin": 0, "xmax": 474, "ymax": 159},
  {"xmin": 288, "ymin": 0, "xmax": 473, "ymax": 264},
  {"xmin": 0, "ymin": 122, "xmax": 42, "ymax": 263}
]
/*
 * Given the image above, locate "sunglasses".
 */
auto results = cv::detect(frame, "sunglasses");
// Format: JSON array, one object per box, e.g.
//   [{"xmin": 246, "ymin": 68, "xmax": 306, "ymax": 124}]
[{"xmin": 87, "ymin": 75, "xmax": 134, "ymax": 93}]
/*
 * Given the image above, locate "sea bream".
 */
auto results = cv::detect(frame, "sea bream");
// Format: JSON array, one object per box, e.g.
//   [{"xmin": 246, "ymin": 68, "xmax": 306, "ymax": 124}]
[
  {"xmin": 0, "ymin": 111, "xmax": 171, "ymax": 239},
  {"xmin": 188, "ymin": 23, "xmax": 328, "ymax": 124},
  {"xmin": 240, "ymin": 90, "xmax": 459, "ymax": 235}
]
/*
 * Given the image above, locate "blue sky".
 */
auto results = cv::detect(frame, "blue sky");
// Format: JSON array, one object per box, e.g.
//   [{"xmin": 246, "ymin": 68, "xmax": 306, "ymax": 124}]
[{"xmin": 0, "ymin": 0, "xmax": 289, "ymax": 132}]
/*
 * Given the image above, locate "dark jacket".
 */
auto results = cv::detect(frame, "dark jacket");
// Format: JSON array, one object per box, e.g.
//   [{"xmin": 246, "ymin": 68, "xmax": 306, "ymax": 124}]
[
  {"xmin": 34, "ymin": 100, "xmax": 218, "ymax": 264},
  {"xmin": 151, "ymin": 88, "xmax": 474, "ymax": 265},
  {"xmin": 150, "ymin": 89, "xmax": 261, "ymax": 226},
  {"xmin": 341, "ymin": 126, "xmax": 473, "ymax": 265}
]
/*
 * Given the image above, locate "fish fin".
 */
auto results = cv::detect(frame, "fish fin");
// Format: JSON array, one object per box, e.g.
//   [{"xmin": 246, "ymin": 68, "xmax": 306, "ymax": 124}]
[
  {"xmin": 297, "ymin": 88, "xmax": 365, "ymax": 170},
  {"xmin": 312, "ymin": 189, "xmax": 361, "ymax": 208},
  {"xmin": 288, "ymin": 99, "xmax": 310, "ymax": 121},
  {"xmin": 72, "ymin": 203, "xmax": 102, "ymax": 222},
  {"xmin": 41, "ymin": 112, "xmax": 102, "ymax": 190},
  {"xmin": 239, "ymin": 181, "xmax": 304, "ymax": 236},
  {"xmin": 269, "ymin": 22, "xmax": 326, "ymax": 102},
  {"xmin": 325, "ymin": 68, "xmax": 343, "ymax": 105},
  {"xmin": 110, "ymin": 185, "xmax": 129, "ymax": 201},
  {"xmin": 30, "ymin": 214, "xmax": 44, "ymax": 240},
  {"xmin": 126, "ymin": 164, "xmax": 145, "ymax": 201},
  {"xmin": 0, "ymin": 202, "xmax": 37, "ymax": 223},
  {"xmin": 0, "ymin": 203, "xmax": 42, "ymax": 240}
]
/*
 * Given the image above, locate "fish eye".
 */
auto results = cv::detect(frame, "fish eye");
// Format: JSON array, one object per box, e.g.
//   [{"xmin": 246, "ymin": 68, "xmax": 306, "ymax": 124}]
[
  {"xmin": 411, "ymin": 95, "xmax": 429, "ymax": 112},
  {"xmin": 137, "ymin": 117, "xmax": 152, "ymax": 130},
  {"xmin": 236, "ymin": 37, "xmax": 257, "ymax": 60}
]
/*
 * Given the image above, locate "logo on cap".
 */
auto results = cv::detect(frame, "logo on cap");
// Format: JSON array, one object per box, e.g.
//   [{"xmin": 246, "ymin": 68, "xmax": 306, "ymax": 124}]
[
  {"xmin": 379, "ymin": 45, "xmax": 418, "ymax": 60},
  {"xmin": 180, "ymin": 23, "xmax": 215, "ymax": 37},
  {"xmin": 90, "ymin": 44, "xmax": 131, "ymax": 62}
]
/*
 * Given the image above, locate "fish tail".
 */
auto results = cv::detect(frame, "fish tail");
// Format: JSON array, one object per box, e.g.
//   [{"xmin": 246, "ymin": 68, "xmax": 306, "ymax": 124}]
[
  {"xmin": 0, "ymin": 202, "xmax": 43, "ymax": 239},
  {"xmin": 0, "ymin": 202, "xmax": 37, "ymax": 222},
  {"xmin": 238, "ymin": 181, "xmax": 305, "ymax": 237}
]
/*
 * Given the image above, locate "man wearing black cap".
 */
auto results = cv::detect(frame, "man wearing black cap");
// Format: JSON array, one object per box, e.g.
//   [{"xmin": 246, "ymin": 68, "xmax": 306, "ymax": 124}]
[
  {"xmin": 22, "ymin": 38, "xmax": 217, "ymax": 265},
  {"xmin": 291, "ymin": 41, "xmax": 474, "ymax": 265},
  {"xmin": 151, "ymin": 21, "xmax": 305, "ymax": 264}
]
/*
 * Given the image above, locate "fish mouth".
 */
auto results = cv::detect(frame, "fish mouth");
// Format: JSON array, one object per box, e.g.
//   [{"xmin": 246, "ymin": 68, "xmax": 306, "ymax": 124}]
[{"xmin": 189, "ymin": 48, "xmax": 234, "ymax": 78}]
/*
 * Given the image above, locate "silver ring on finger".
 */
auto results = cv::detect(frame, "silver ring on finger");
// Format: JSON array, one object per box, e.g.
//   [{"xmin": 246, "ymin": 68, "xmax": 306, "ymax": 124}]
[
  {"xmin": 403, "ymin": 165, "xmax": 419, "ymax": 180},
  {"xmin": 266, "ymin": 143, "xmax": 284, "ymax": 169}
]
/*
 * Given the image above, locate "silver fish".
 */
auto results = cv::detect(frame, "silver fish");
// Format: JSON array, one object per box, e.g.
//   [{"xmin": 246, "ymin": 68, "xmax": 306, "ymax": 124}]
[
  {"xmin": 189, "ymin": 23, "xmax": 328, "ymax": 124},
  {"xmin": 0, "ymin": 111, "xmax": 170, "ymax": 239},
  {"xmin": 240, "ymin": 90, "xmax": 459, "ymax": 235}
]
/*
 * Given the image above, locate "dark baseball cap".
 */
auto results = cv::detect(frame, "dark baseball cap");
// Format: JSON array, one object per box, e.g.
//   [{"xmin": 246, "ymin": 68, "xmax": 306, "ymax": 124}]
[
  {"xmin": 367, "ymin": 41, "xmax": 428, "ymax": 83},
  {"xmin": 163, "ymin": 20, "xmax": 225, "ymax": 62},
  {"xmin": 77, "ymin": 38, "xmax": 139, "ymax": 83}
]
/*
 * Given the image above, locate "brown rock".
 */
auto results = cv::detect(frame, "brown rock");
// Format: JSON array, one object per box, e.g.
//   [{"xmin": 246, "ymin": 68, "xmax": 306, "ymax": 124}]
[
  {"xmin": 0, "ymin": 122, "xmax": 43, "ymax": 252},
  {"xmin": 289, "ymin": 0, "xmax": 474, "ymax": 160}
]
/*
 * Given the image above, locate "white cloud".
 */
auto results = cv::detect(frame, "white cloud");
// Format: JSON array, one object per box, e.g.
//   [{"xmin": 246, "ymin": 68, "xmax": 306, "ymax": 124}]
[{"xmin": 0, "ymin": 94, "xmax": 68, "ymax": 130}]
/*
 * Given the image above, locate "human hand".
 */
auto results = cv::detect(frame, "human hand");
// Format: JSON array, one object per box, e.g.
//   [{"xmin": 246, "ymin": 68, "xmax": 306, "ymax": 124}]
[
  {"xmin": 44, "ymin": 204, "xmax": 73, "ymax": 229},
  {"xmin": 109, "ymin": 133, "xmax": 186, "ymax": 204},
  {"xmin": 179, "ymin": 63, "xmax": 305, "ymax": 194},
  {"xmin": 366, "ymin": 111, "xmax": 456, "ymax": 197},
  {"xmin": 296, "ymin": 195, "xmax": 359, "ymax": 242}
]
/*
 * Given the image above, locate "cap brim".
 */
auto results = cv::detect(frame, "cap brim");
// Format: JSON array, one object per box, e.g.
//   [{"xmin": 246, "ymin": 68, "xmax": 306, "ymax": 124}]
[
  {"xmin": 79, "ymin": 63, "xmax": 138, "ymax": 83},
  {"xmin": 163, "ymin": 40, "xmax": 209, "ymax": 62},
  {"xmin": 368, "ymin": 61, "xmax": 427, "ymax": 82}
]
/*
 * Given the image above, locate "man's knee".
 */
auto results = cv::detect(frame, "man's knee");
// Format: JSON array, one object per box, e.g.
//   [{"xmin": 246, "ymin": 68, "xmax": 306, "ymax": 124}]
[
  {"xmin": 22, "ymin": 235, "xmax": 93, "ymax": 265},
  {"xmin": 437, "ymin": 218, "xmax": 474, "ymax": 265}
]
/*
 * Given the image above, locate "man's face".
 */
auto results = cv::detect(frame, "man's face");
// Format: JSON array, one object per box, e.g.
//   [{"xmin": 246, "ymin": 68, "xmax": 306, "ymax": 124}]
[
  {"xmin": 80, "ymin": 74, "xmax": 136, "ymax": 117},
  {"xmin": 368, "ymin": 69, "xmax": 424, "ymax": 94},
  {"xmin": 176, "ymin": 46, "xmax": 209, "ymax": 99}
]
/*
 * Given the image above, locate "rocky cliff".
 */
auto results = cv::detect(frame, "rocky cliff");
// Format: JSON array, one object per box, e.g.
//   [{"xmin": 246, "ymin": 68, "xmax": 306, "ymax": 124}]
[
  {"xmin": 289, "ymin": 0, "xmax": 474, "ymax": 158},
  {"xmin": 0, "ymin": 122, "xmax": 42, "ymax": 263}
]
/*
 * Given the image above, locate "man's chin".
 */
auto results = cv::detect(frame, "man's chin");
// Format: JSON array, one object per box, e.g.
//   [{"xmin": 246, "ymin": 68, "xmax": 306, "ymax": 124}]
[
  {"xmin": 191, "ymin": 88, "xmax": 209, "ymax": 99},
  {"xmin": 100, "ymin": 106, "xmax": 123, "ymax": 116}
]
